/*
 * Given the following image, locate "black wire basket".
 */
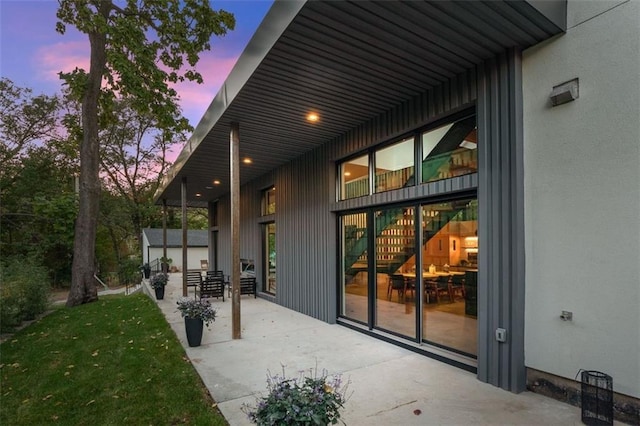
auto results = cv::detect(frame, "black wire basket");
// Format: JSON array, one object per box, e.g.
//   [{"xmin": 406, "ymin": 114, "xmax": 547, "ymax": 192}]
[{"xmin": 581, "ymin": 370, "xmax": 613, "ymax": 426}]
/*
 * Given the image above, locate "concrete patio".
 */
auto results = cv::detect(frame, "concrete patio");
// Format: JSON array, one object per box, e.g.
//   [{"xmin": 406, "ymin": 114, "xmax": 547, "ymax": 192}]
[{"xmin": 146, "ymin": 274, "xmax": 584, "ymax": 425}]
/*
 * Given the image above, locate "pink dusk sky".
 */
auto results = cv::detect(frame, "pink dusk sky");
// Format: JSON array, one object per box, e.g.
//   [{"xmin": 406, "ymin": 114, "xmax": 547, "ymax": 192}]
[{"xmin": 0, "ymin": 0, "xmax": 273, "ymax": 160}]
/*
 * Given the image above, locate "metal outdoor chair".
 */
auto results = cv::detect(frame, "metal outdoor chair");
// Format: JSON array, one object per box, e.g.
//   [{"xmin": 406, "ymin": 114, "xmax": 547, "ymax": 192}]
[
  {"xmin": 186, "ymin": 269, "xmax": 202, "ymax": 298},
  {"xmin": 199, "ymin": 275, "xmax": 225, "ymax": 302}
]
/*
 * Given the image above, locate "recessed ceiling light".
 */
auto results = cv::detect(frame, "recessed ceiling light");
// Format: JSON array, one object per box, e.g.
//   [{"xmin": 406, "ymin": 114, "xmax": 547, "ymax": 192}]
[
  {"xmin": 307, "ymin": 112, "xmax": 319, "ymax": 123},
  {"xmin": 243, "ymin": 158, "xmax": 252, "ymax": 164},
  {"xmin": 195, "ymin": 193, "xmax": 202, "ymax": 197},
  {"xmin": 344, "ymin": 172, "xmax": 351, "ymax": 177},
  {"xmin": 213, "ymin": 180, "xmax": 221, "ymax": 185}
]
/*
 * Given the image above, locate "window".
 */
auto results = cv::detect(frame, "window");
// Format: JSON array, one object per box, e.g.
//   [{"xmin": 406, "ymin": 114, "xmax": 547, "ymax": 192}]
[
  {"xmin": 262, "ymin": 186, "xmax": 275, "ymax": 215},
  {"xmin": 375, "ymin": 137, "xmax": 415, "ymax": 192},
  {"xmin": 337, "ymin": 112, "xmax": 477, "ymax": 200},
  {"xmin": 340, "ymin": 154, "xmax": 369, "ymax": 200},
  {"xmin": 422, "ymin": 116, "xmax": 477, "ymax": 183}
]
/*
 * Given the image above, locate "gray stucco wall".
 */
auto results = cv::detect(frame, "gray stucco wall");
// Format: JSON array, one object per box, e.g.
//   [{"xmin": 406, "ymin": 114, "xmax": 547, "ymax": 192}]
[{"xmin": 523, "ymin": 0, "xmax": 640, "ymax": 398}]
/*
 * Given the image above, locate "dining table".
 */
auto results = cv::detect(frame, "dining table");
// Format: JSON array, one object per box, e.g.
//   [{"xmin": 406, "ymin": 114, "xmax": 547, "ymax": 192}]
[{"xmin": 401, "ymin": 271, "xmax": 465, "ymax": 280}]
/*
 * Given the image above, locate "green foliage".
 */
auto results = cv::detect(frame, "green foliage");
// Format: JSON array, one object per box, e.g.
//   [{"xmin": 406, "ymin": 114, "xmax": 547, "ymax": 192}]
[
  {"xmin": 0, "ymin": 294, "xmax": 226, "ymax": 425},
  {"xmin": 166, "ymin": 207, "xmax": 209, "ymax": 230},
  {"xmin": 56, "ymin": 1, "xmax": 235, "ymax": 135},
  {"xmin": 1, "ymin": 79, "xmax": 78, "ymax": 287},
  {"xmin": 118, "ymin": 257, "xmax": 142, "ymax": 286},
  {"xmin": 0, "ymin": 257, "xmax": 50, "ymax": 331},
  {"xmin": 0, "ymin": 78, "xmax": 61, "ymax": 180},
  {"xmin": 54, "ymin": 1, "xmax": 234, "ymax": 305},
  {"xmin": 243, "ymin": 367, "xmax": 349, "ymax": 426}
]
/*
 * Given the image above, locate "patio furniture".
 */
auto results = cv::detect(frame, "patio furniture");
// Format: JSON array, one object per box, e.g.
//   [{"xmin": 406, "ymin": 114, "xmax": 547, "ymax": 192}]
[
  {"xmin": 186, "ymin": 270, "xmax": 202, "ymax": 297},
  {"xmin": 199, "ymin": 275, "xmax": 225, "ymax": 302},
  {"xmin": 240, "ymin": 276, "xmax": 257, "ymax": 298}
]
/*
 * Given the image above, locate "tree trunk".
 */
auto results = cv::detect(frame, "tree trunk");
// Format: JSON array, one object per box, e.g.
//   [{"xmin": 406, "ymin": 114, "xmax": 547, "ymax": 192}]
[{"xmin": 66, "ymin": 17, "xmax": 108, "ymax": 307}]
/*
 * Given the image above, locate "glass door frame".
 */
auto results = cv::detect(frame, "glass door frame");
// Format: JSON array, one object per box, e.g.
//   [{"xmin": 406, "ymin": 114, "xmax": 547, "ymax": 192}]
[
  {"xmin": 338, "ymin": 190, "xmax": 478, "ymax": 350},
  {"xmin": 262, "ymin": 221, "xmax": 276, "ymax": 295}
]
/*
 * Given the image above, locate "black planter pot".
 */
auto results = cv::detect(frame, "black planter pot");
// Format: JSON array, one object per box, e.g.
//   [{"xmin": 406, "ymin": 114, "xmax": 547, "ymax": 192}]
[
  {"xmin": 185, "ymin": 317, "xmax": 204, "ymax": 347},
  {"xmin": 154, "ymin": 286, "xmax": 165, "ymax": 300}
]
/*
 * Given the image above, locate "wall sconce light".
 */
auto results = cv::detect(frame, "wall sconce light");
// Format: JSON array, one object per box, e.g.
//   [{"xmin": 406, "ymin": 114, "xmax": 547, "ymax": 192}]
[{"xmin": 550, "ymin": 78, "xmax": 579, "ymax": 107}]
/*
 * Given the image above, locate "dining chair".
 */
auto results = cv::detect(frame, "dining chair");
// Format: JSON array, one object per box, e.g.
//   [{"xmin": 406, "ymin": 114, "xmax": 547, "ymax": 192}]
[
  {"xmin": 435, "ymin": 275, "xmax": 453, "ymax": 303},
  {"xmin": 387, "ymin": 274, "xmax": 405, "ymax": 301},
  {"xmin": 403, "ymin": 276, "xmax": 416, "ymax": 302},
  {"xmin": 424, "ymin": 279, "xmax": 438, "ymax": 303},
  {"xmin": 450, "ymin": 274, "xmax": 466, "ymax": 300}
]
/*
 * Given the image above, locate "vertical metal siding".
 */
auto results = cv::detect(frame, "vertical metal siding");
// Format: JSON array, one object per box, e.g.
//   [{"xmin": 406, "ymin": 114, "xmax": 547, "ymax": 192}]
[
  {"xmin": 477, "ymin": 49, "xmax": 526, "ymax": 392},
  {"xmin": 215, "ymin": 67, "xmax": 477, "ymax": 323}
]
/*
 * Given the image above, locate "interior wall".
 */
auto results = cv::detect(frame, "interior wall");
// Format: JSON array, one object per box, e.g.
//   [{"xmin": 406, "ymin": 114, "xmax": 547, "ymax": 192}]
[{"xmin": 522, "ymin": 0, "xmax": 640, "ymax": 398}]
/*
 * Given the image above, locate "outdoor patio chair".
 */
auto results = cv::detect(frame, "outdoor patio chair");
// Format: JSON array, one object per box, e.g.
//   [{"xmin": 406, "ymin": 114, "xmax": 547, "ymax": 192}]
[
  {"xmin": 239, "ymin": 276, "xmax": 257, "ymax": 298},
  {"xmin": 199, "ymin": 275, "xmax": 225, "ymax": 302},
  {"xmin": 186, "ymin": 270, "xmax": 202, "ymax": 298}
]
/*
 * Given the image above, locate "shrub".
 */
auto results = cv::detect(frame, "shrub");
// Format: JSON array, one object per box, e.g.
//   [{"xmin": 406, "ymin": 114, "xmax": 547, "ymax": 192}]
[
  {"xmin": 243, "ymin": 366, "xmax": 349, "ymax": 426},
  {"xmin": 118, "ymin": 257, "xmax": 142, "ymax": 285},
  {"xmin": 0, "ymin": 257, "xmax": 50, "ymax": 331}
]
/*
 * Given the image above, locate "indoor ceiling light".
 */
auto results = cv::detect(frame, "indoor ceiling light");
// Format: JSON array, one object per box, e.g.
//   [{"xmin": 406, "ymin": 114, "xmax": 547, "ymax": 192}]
[
  {"xmin": 306, "ymin": 112, "xmax": 319, "ymax": 123},
  {"xmin": 344, "ymin": 172, "xmax": 351, "ymax": 176},
  {"xmin": 213, "ymin": 180, "xmax": 221, "ymax": 185},
  {"xmin": 195, "ymin": 193, "xmax": 202, "ymax": 197},
  {"xmin": 460, "ymin": 140, "xmax": 477, "ymax": 150},
  {"xmin": 243, "ymin": 158, "xmax": 252, "ymax": 164}
]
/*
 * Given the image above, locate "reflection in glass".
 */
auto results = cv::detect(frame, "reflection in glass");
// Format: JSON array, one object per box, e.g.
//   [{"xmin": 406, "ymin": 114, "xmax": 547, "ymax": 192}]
[
  {"xmin": 341, "ymin": 212, "xmax": 368, "ymax": 323},
  {"xmin": 340, "ymin": 154, "xmax": 369, "ymax": 200},
  {"xmin": 421, "ymin": 199, "xmax": 478, "ymax": 356},
  {"xmin": 262, "ymin": 187, "xmax": 276, "ymax": 215},
  {"xmin": 375, "ymin": 137, "xmax": 415, "ymax": 192},
  {"xmin": 374, "ymin": 207, "xmax": 416, "ymax": 337},
  {"xmin": 264, "ymin": 223, "xmax": 276, "ymax": 294},
  {"xmin": 422, "ymin": 116, "xmax": 477, "ymax": 183}
]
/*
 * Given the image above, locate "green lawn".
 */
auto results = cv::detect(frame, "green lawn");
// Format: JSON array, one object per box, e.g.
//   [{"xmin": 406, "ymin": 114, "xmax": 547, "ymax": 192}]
[{"xmin": 0, "ymin": 293, "xmax": 227, "ymax": 425}]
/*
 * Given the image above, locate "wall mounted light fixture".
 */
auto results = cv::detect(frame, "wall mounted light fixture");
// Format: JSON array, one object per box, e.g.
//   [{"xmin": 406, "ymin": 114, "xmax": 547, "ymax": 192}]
[{"xmin": 550, "ymin": 78, "xmax": 579, "ymax": 106}]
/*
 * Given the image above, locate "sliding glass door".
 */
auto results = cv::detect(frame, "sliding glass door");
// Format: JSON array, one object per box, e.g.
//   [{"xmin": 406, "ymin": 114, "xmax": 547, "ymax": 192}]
[
  {"xmin": 374, "ymin": 207, "xmax": 416, "ymax": 338},
  {"xmin": 421, "ymin": 199, "xmax": 477, "ymax": 356},
  {"xmin": 339, "ymin": 198, "xmax": 478, "ymax": 357},
  {"xmin": 263, "ymin": 222, "xmax": 276, "ymax": 294},
  {"xmin": 340, "ymin": 212, "xmax": 368, "ymax": 324}
]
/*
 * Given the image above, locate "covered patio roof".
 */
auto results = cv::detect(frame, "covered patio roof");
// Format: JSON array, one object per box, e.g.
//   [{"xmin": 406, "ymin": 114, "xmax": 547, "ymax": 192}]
[{"xmin": 154, "ymin": 0, "xmax": 566, "ymax": 207}]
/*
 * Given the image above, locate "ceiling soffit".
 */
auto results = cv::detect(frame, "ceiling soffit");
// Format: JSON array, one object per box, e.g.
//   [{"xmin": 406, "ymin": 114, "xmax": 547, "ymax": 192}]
[{"xmin": 156, "ymin": 0, "xmax": 566, "ymax": 207}]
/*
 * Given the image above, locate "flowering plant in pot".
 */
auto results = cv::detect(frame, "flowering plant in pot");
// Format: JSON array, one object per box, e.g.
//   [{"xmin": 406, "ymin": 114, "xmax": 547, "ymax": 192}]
[
  {"xmin": 150, "ymin": 273, "xmax": 168, "ymax": 300},
  {"xmin": 242, "ymin": 365, "xmax": 350, "ymax": 425},
  {"xmin": 150, "ymin": 272, "xmax": 168, "ymax": 289},
  {"xmin": 176, "ymin": 297, "xmax": 217, "ymax": 347}
]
